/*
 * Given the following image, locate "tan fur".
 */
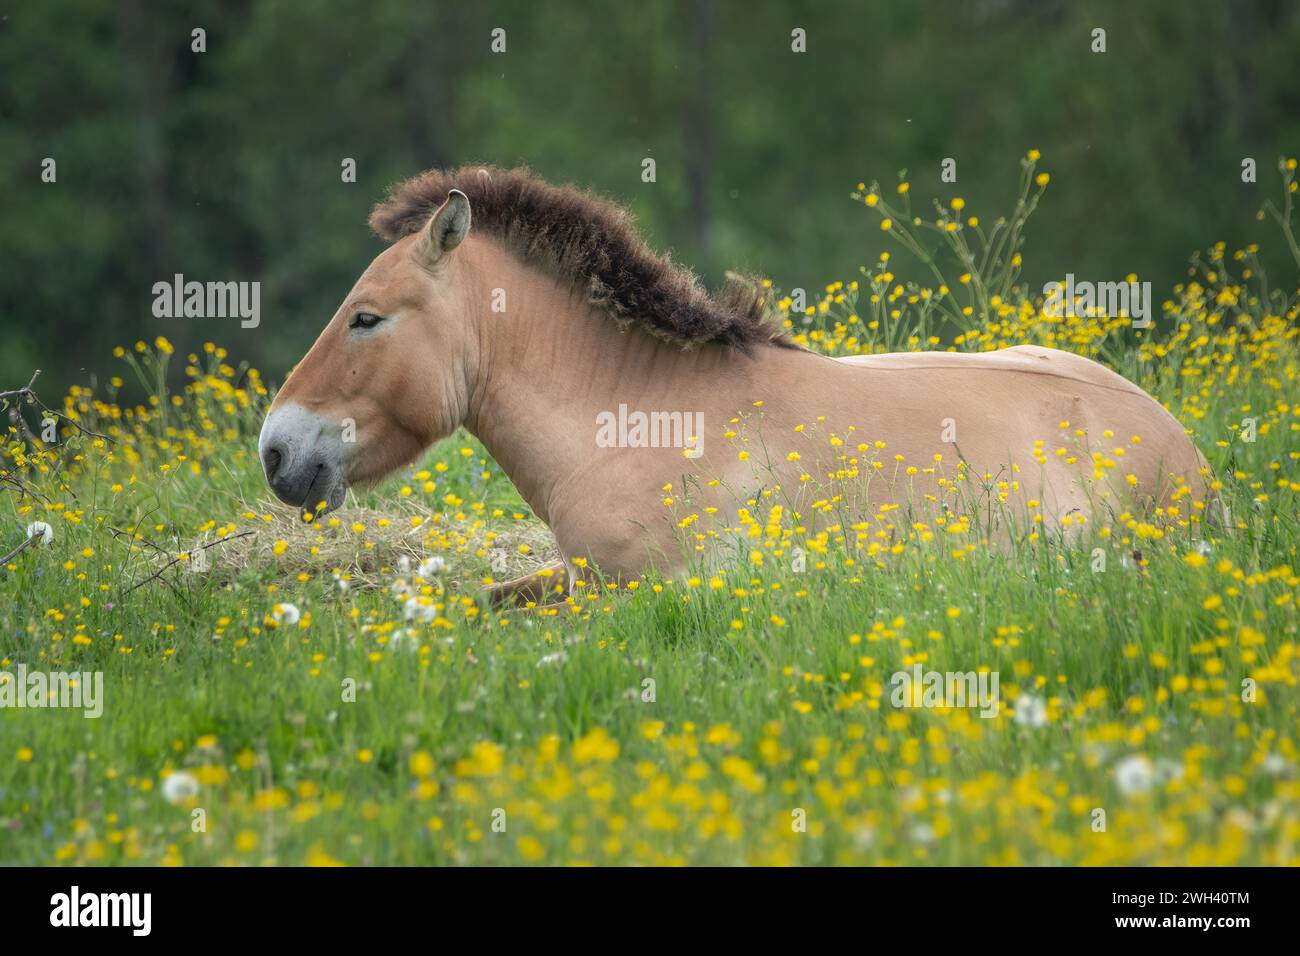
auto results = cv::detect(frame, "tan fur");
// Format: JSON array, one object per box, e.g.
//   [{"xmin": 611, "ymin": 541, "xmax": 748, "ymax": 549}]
[
  {"xmin": 266, "ymin": 172, "xmax": 1215, "ymax": 592},
  {"xmin": 487, "ymin": 562, "xmax": 569, "ymax": 607}
]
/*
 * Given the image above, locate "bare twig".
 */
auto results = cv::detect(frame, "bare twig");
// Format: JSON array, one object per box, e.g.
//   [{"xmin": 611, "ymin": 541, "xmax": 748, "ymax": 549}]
[
  {"xmin": 0, "ymin": 370, "xmax": 42, "ymax": 403},
  {"xmin": 121, "ymin": 530, "xmax": 256, "ymax": 595},
  {"xmin": 0, "ymin": 533, "xmax": 41, "ymax": 566},
  {"xmin": 0, "ymin": 369, "xmax": 117, "ymax": 444},
  {"xmin": 1, "ymin": 470, "xmax": 54, "ymax": 504},
  {"xmin": 104, "ymin": 526, "xmax": 184, "ymax": 598},
  {"xmin": 107, "ymin": 524, "xmax": 170, "ymax": 555}
]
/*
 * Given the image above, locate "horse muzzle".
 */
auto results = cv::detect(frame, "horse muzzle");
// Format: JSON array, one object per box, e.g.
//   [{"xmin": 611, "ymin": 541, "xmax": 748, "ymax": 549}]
[{"xmin": 259, "ymin": 403, "xmax": 350, "ymax": 515}]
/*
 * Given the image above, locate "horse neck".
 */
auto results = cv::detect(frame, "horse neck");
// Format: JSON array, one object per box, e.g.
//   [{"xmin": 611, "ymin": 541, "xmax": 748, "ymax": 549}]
[{"xmin": 458, "ymin": 239, "xmax": 759, "ymax": 523}]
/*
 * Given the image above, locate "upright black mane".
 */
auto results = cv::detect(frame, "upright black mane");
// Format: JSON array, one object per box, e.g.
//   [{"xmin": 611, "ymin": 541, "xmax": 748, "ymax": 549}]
[{"xmin": 369, "ymin": 165, "xmax": 796, "ymax": 352}]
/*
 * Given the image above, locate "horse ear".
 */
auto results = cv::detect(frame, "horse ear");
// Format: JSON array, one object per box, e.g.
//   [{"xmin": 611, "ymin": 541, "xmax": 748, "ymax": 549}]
[{"xmin": 417, "ymin": 189, "xmax": 471, "ymax": 265}]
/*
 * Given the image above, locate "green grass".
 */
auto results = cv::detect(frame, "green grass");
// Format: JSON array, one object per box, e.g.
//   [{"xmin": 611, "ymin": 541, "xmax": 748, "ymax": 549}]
[{"xmin": 2, "ymin": 164, "xmax": 1298, "ymax": 866}]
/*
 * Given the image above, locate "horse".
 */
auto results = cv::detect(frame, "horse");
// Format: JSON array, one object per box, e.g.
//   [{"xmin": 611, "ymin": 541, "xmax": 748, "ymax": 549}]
[{"xmin": 259, "ymin": 166, "xmax": 1215, "ymax": 604}]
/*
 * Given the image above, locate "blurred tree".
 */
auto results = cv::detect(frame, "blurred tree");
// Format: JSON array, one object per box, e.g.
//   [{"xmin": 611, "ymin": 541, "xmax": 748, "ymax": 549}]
[{"xmin": 1, "ymin": 0, "xmax": 1297, "ymax": 394}]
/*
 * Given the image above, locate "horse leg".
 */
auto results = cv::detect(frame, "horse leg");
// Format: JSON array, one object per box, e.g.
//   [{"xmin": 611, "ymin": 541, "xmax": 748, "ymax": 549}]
[{"xmin": 485, "ymin": 562, "xmax": 569, "ymax": 607}]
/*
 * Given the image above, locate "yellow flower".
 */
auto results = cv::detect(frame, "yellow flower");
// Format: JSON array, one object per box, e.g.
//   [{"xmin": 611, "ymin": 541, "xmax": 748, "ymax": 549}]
[
  {"xmin": 454, "ymin": 741, "xmax": 505, "ymax": 777},
  {"xmin": 306, "ymin": 845, "xmax": 345, "ymax": 867},
  {"xmin": 517, "ymin": 836, "xmax": 545, "ymax": 861},
  {"xmin": 409, "ymin": 751, "xmax": 435, "ymax": 778},
  {"xmin": 573, "ymin": 727, "xmax": 619, "ymax": 763}
]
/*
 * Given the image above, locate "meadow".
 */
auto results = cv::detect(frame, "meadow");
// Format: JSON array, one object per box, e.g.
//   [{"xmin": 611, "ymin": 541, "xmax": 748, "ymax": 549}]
[{"xmin": 2, "ymin": 154, "xmax": 1297, "ymax": 866}]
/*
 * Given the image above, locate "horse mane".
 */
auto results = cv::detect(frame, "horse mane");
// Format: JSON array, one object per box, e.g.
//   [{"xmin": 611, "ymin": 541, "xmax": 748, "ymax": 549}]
[{"xmin": 368, "ymin": 165, "xmax": 797, "ymax": 352}]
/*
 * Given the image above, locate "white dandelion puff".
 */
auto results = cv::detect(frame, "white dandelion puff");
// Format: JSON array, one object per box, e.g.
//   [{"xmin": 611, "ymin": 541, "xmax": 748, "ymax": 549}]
[
  {"xmin": 271, "ymin": 602, "xmax": 301, "ymax": 625},
  {"xmin": 25, "ymin": 521, "xmax": 54, "ymax": 544},
  {"xmin": 1262, "ymin": 754, "xmax": 1291, "ymax": 776},
  {"xmin": 1114, "ymin": 754, "xmax": 1156, "ymax": 796},
  {"xmin": 1013, "ymin": 694, "xmax": 1048, "ymax": 728},
  {"xmin": 418, "ymin": 556, "xmax": 446, "ymax": 578},
  {"xmin": 389, "ymin": 629, "xmax": 419, "ymax": 652},
  {"xmin": 162, "ymin": 771, "xmax": 199, "ymax": 805}
]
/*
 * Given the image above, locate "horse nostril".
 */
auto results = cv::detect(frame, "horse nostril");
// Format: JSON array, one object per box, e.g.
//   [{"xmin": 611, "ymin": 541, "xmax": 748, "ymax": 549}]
[{"xmin": 263, "ymin": 446, "xmax": 283, "ymax": 481}]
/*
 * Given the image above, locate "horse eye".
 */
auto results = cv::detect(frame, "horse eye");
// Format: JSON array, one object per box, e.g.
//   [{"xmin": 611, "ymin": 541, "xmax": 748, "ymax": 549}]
[{"xmin": 350, "ymin": 312, "xmax": 386, "ymax": 330}]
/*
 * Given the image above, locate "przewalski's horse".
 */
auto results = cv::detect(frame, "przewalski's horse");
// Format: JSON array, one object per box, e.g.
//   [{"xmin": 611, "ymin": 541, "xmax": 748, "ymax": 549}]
[{"xmin": 259, "ymin": 166, "xmax": 1214, "ymax": 604}]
